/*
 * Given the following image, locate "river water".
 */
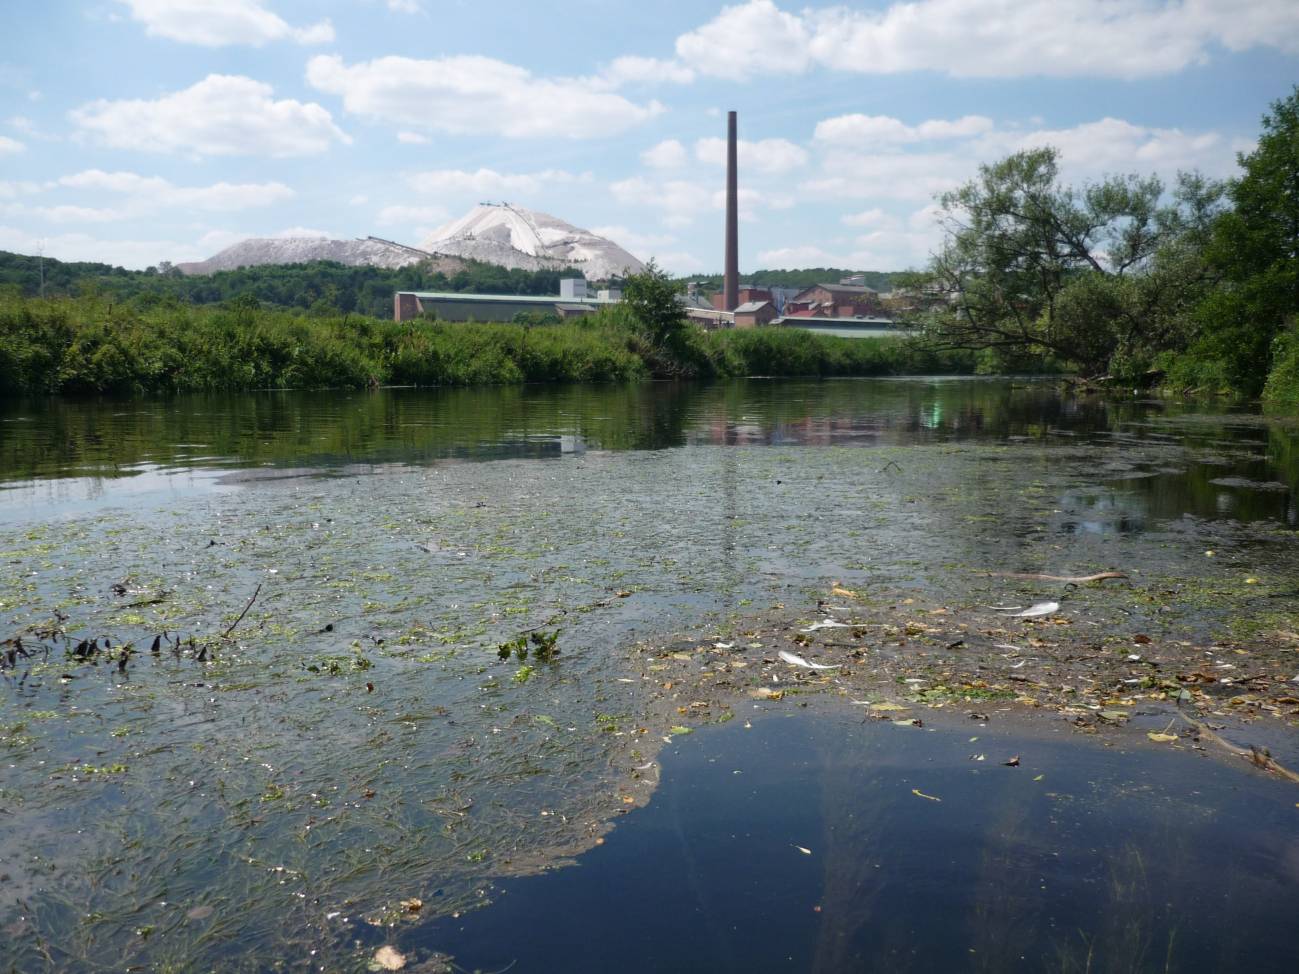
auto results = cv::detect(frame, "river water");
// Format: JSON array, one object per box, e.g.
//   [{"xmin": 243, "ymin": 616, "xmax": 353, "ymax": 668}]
[{"xmin": 1, "ymin": 379, "xmax": 1296, "ymax": 972}]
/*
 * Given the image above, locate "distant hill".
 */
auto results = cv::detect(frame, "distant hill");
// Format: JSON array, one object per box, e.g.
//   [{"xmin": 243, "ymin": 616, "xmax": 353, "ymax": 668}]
[
  {"xmin": 176, "ymin": 236, "xmax": 450, "ymax": 275},
  {"xmin": 420, "ymin": 203, "xmax": 644, "ymax": 281}
]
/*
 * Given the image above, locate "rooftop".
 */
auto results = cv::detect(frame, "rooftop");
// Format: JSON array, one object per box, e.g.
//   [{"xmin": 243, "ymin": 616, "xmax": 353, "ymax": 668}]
[{"xmin": 398, "ymin": 291, "xmax": 616, "ymax": 305}]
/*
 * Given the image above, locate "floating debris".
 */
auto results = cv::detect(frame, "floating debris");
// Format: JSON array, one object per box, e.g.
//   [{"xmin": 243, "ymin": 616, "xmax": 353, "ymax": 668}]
[{"xmin": 778, "ymin": 650, "xmax": 837, "ymax": 670}]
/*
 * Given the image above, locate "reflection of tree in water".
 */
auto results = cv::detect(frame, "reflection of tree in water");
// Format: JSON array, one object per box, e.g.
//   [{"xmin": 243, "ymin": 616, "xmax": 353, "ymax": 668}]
[{"xmin": 806, "ymin": 727, "xmax": 916, "ymax": 974}]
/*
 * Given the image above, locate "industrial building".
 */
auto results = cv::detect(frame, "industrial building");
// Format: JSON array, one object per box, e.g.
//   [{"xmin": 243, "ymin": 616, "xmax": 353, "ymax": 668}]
[{"xmin": 393, "ymin": 278, "xmax": 620, "ymax": 322}]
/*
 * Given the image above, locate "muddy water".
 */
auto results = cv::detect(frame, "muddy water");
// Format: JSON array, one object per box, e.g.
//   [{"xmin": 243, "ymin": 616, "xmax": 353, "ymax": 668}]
[{"xmin": 0, "ymin": 379, "xmax": 1296, "ymax": 972}]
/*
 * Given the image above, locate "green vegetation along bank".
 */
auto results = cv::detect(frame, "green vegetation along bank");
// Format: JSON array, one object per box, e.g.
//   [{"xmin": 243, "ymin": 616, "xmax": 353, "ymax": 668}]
[
  {"xmin": 0, "ymin": 292, "xmax": 970, "ymax": 396},
  {"xmin": 0, "ymin": 251, "xmax": 589, "ymax": 320},
  {"xmin": 918, "ymin": 86, "xmax": 1299, "ymax": 407}
]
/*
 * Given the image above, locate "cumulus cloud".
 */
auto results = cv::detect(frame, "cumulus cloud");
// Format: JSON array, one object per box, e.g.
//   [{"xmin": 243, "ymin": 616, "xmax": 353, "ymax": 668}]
[
  {"xmin": 678, "ymin": 0, "xmax": 1299, "ymax": 80},
  {"xmin": 758, "ymin": 203, "xmax": 943, "ymax": 270},
  {"xmin": 642, "ymin": 139, "xmax": 688, "ymax": 169},
  {"xmin": 70, "ymin": 75, "xmax": 349, "ymax": 157},
  {"xmin": 57, "ymin": 170, "xmax": 294, "ymax": 210},
  {"xmin": 3, "ymin": 170, "xmax": 295, "ymax": 226},
  {"xmin": 814, "ymin": 114, "xmax": 995, "ymax": 145},
  {"xmin": 675, "ymin": 0, "xmax": 810, "ymax": 80},
  {"xmin": 407, "ymin": 168, "xmax": 583, "ymax": 196},
  {"xmin": 589, "ymin": 224, "xmax": 679, "ymax": 256},
  {"xmin": 306, "ymin": 54, "xmax": 663, "ymax": 139},
  {"xmin": 611, "ymin": 175, "xmax": 783, "ymax": 227},
  {"xmin": 116, "ymin": 0, "xmax": 334, "ymax": 47},
  {"xmin": 695, "ymin": 136, "xmax": 808, "ymax": 174},
  {"xmin": 802, "ymin": 114, "xmax": 1244, "ymax": 203},
  {"xmin": 610, "ymin": 176, "xmax": 713, "ymax": 228},
  {"xmin": 377, "ymin": 204, "xmax": 449, "ymax": 226},
  {"xmin": 599, "ymin": 56, "xmax": 696, "ymax": 87},
  {"xmin": 0, "ymin": 135, "xmax": 24, "ymax": 154}
]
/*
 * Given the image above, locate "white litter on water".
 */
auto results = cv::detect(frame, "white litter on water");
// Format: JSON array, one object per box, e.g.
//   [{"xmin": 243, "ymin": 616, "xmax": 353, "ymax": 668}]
[
  {"xmin": 778, "ymin": 650, "xmax": 838, "ymax": 670},
  {"xmin": 800, "ymin": 619, "xmax": 852, "ymax": 633},
  {"xmin": 999, "ymin": 601, "xmax": 1060, "ymax": 618},
  {"xmin": 714, "ymin": 642, "xmax": 735, "ymax": 649}
]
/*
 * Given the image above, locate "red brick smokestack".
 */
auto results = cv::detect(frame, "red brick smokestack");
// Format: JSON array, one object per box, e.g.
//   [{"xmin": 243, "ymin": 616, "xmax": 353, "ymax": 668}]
[{"xmin": 723, "ymin": 110, "xmax": 739, "ymax": 312}]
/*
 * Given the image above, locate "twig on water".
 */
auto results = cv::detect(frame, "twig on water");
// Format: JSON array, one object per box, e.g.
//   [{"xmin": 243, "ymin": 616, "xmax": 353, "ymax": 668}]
[{"xmin": 222, "ymin": 583, "xmax": 262, "ymax": 639}]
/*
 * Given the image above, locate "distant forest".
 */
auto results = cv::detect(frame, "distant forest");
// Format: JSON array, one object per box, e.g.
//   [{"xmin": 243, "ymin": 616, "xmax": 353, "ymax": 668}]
[{"xmin": 0, "ymin": 251, "xmax": 583, "ymax": 319}]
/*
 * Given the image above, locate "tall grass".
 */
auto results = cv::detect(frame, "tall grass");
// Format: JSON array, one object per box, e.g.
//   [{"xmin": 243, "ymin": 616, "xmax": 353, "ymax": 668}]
[{"xmin": 0, "ymin": 294, "xmax": 970, "ymax": 397}]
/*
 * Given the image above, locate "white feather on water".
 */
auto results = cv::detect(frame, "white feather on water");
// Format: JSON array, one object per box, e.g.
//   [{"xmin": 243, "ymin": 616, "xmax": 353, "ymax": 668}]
[
  {"xmin": 999, "ymin": 601, "xmax": 1060, "ymax": 618},
  {"xmin": 779, "ymin": 650, "xmax": 838, "ymax": 670}
]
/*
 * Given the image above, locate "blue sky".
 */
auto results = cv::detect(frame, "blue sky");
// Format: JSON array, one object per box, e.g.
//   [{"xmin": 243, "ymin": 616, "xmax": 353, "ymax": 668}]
[{"xmin": 1, "ymin": 0, "xmax": 1297, "ymax": 274}]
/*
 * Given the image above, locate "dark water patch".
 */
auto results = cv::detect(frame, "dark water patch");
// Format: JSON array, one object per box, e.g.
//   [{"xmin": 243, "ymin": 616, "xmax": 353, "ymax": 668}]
[{"xmin": 413, "ymin": 707, "xmax": 1299, "ymax": 974}]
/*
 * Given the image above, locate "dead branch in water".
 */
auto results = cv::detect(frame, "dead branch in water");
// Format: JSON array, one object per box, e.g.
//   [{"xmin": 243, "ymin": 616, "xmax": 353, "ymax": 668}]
[
  {"xmin": 1177, "ymin": 708, "xmax": 1299, "ymax": 785},
  {"xmin": 983, "ymin": 571, "xmax": 1128, "ymax": 584},
  {"xmin": 222, "ymin": 583, "xmax": 262, "ymax": 639}
]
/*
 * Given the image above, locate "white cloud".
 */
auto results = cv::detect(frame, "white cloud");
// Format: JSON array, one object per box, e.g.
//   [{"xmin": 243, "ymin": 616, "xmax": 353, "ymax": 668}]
[
  {"xmin": 396, "ymin": 131, "xmax": 430, "ymax": 144},
  {"xmin": 0, "ymin": 135, "xmax": 24, "ymax": 154},
  {"xmin": 387, "ymin": 0, "xmax": 422, "ymax": 11},
  {"xmin": 980, "ymin": 117, "xmax": 1241, "ymax": 182},
  {"xmin": 801, "ymin": 114, "xmax": 1243, "ymax": 204},
  {"xmin": 70, "ymin": 75, "xmax": 349, "ymax": 157},
  {"xmin": 7, "ymin": 116, "xmax": 34, "ymax": 134},
  {"xmin": 695, "ymin": 136, "xmax": 808, "ymax": 174},
  {"xmin": 678, "ymin": 0, "xmax": 1299, "ymax": 80},
  {"xmin": 610, "ymin": 176, "xmax": 713, "ymax": 228},
  {"xmin": 841, "ymin": 208, "xmax": 898, "ymax": 228},
  {"xmin": 599, "ymin": 56, "xmax": 695, "ymax": 87},
  {"xmin": 611, "ymin": 176, "xmax": 782, "ymax": 227},
  {"xmin": 675, "ymin": 0, "xmax": 810, "ymax": 80},
  {"xmin": 759, "ymin": 203, "xmax": 942, "ymax": 270},
  {"xmin": 803, "ymin": 151, "xmax": 966, "ymax": 202},
  {"xmin": 0, "ymin": 181, "xmax": 40, "ymax": 200},
  {"xmin": 377, "ymin": 204, "xmax": 449, "ymax": 226},
  {"xmin": 306, "ymin": 54, "xmax": 663, "ymax": 139},
  {"xmin": 57, "ymin": 170, "xmax": 294, "ymax": 210},
  {"xmin": 116, "ymin": 0, "xmax": 334, "ymax": 47},
  {"xmin": 814, "ymin": 114, "xmax": 995, "ymax": 145},
  {"xmin": 642, "ymin": 139, "xmax": 688, "ymax": 169},
  {"xmin": 3, "ymin": 170, "xmax": 295, "ymax": 226},
  {"xmin": 589, "ymin": 224, "xmax": 678, "ymax": 256},
  {"xmin": 408, "ymin": 168, "xmax": 582, "ymax": 196}
]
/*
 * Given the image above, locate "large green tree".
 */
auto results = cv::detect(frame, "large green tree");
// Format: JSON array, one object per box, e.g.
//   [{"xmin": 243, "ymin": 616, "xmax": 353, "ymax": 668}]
[
  {"xmin": 924, "ymin": 147, "xmax": 1222, "ymax": 377},
  {"xmin": 1190, "ymin": 87, "xmax": 1299, "ymax": 397}
]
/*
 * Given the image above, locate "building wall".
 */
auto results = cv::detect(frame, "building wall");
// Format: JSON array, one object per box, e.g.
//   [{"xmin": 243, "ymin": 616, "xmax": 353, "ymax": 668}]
[
  {"xmin": 734, "ymin": 305, "xmax": 777, "ymax": 328},
  {"xmin": 394, "ymin": 292, "xmax": 421, "ymax": 322}
]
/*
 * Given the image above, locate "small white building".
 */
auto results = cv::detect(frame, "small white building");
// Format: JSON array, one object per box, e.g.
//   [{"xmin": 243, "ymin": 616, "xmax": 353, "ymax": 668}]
[{"xmin": 559, "ymin": 278, "xmax": 588, "ymax": 300}]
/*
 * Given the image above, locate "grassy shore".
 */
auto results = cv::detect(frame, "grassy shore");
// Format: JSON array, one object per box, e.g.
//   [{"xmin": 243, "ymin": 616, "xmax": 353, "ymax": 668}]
[{"xmin": 0, "ymin": 295, "xmax": 975, "ymax": 396}]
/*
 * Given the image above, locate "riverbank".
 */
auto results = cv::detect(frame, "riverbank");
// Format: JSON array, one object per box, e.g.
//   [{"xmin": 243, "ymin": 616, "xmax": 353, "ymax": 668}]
[{"xmin": 0, "ymin": 294, "xmax": 975, "ymax": 396}]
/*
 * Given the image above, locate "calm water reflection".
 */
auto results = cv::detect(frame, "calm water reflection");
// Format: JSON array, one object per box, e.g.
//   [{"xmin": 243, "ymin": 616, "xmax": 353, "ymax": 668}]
[
  {"xmin": 2, "ymin": 379, "xmax": 1296, "ymax": 528},
  {"xmin": 418, "ymin": 708, "xmax": 1299, "ymax": 973}
]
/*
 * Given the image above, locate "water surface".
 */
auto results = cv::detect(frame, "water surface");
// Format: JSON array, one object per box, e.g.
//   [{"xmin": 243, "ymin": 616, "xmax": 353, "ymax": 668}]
[{"xmin": 1, "ymin": 378, "xmax": 1296, "ymax": 971}]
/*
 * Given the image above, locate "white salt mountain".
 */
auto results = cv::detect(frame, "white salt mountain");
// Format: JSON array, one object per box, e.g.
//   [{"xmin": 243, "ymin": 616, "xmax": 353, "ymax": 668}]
[
  {"xmin": 177, "ymin": 236, "xmax": 434, "ymax": 275},
  {"xmin": 419, "ymin": 203, "xmax": 645, "ymax": 280},
  {"xmin": 176, "ymin": 206, "xmax": 644, "ymax": 280}
]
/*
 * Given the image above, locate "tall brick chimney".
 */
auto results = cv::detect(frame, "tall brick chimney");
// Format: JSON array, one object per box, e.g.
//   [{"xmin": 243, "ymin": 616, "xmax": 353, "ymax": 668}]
[{"xmin": 723, "ymin": 110, "xmax": 739, "ymax": 312}]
